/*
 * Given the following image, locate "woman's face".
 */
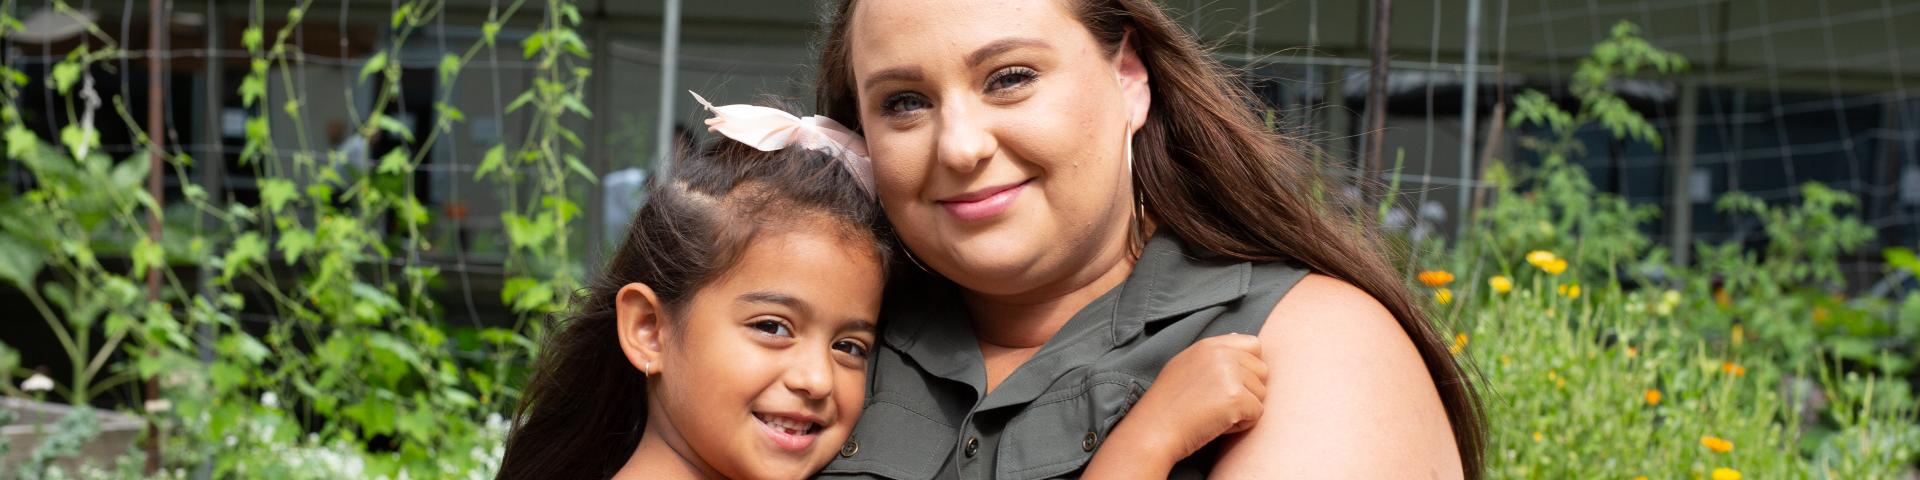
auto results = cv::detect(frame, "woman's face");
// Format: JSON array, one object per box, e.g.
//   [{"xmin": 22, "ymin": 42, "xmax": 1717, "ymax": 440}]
[
  {"xmin": 644, "ymin": 227, "xmax": 884, "ymax": 479},
  {"xmin": 846, "ymin": 0, "xmax": 1150, "ymax": 297}
]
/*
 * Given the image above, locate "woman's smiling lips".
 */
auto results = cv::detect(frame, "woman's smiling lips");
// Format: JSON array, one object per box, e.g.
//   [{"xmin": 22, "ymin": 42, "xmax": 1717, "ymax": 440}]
[{"xmin": 937, "ymin": 179, "xmax": 1032, "ymax": 222}]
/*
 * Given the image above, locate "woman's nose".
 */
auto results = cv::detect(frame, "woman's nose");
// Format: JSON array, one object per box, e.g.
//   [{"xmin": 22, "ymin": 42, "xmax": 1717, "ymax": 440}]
[{"xmin": 935, "ymin": 102, "xmax": 997, "ymax": 174}]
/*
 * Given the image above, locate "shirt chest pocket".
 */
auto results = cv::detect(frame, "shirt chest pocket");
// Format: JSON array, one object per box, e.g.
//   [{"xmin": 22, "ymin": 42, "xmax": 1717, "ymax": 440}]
[
  {"xmin": 817, "ymin": 392, "xmax": 957, "ymax": 480},
  {"xmin": 994, "ymin": 371, "xmax": 1146, "ymax": 480}
]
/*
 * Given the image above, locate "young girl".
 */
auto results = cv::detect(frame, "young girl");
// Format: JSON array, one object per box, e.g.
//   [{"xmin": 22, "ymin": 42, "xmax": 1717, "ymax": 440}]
[{"xmin": 496, "ymin": 95, "xmax": 1266, "ymax": 480}]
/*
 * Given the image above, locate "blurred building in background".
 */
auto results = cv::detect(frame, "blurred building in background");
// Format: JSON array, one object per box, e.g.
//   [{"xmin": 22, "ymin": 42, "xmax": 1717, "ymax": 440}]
[{"xmin": 2, "ymin": 0, "xmax": 1916, "ymax": 321}]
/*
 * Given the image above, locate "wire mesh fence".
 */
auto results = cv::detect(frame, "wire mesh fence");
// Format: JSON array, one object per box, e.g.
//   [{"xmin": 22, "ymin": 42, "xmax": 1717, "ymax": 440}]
[{"xmin": 1, "ymin": 0, "xmax": 1917, "ymax": 476}]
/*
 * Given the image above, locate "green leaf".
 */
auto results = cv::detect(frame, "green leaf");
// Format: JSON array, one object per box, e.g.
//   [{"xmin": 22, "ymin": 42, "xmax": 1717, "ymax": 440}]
[
  {"xmin": 218, "ymin": 333, "xmax": 271, "ymax": 365},
  {"xmin": 522, "ymin": 31, "xmax": 547, "ymax": 59},
  {"xmin": 1886, "ymin": 247, "xmax": 1920, "ymax": 275},
  {"xmin": 242, "ymin": 26, "xmax": 264, "ymax": 52},
  {"xmin": 474, "ymin": 145, "xmax": 506, "ymax": 180},
  {"xmin": 565, "ymin": 154, "xmax": 597, "ymax": 184},
  {"xmin": 438, "ymin": 53, "xmax": 462, "ymax": 83},
  {"xmin": 5, "ymin": 124, "xmax": 38, "ymax": 160},
  {"xmin": 482, "ymin": 22, "xmax": 501, "ymax": 46},
  {"xmin": 131, "ymin": 236, "xmax": 165, "ymax": 278},
  {"xmin": 391, "ymin": 3, "xmax": 414, "ymax": 28},
  {"xmin": 360, "ymin": 51, "xmax": 388, "ymax": 82},
  {"xmin": 0, "ymin": 234, "xmax": 44, "ymax": 290},
  {"xmin": 505, "ymin": 90, "xmax": 536, "ymax": 113},
  {"xmin": 221, "ymin": 232, "xmax": 266, "ymax": 282},
  {"xmin": 276, "ymin": 229, "xmax": 314, "ymax": 265},
  {"xmin": 259, "ymin": 178, "xmax": 298, "ymax": 213},
  {"xmin": 378, "ymin": 148, "xmax": 411, "ymax": 175},
  {"xmin": 51, "ymin": 61, "xmax": 81, "ymax": 94},
  {"xmin": 373, "ymin": 114, "xmax": 415, "ymax": 142}
]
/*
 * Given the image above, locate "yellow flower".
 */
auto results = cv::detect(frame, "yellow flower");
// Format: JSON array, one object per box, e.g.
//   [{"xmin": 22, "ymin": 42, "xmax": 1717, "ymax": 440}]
[
  {"xmin": 1644, "ymin": 389, "xmax": 1662, "ymax": 406},
  {"xmin": 1712, "ymin": 468, "xmax": 1741, "ymax": 480},
  {"xmin": 1435, "ymin": 288, "xmax": 1454, "ymax": 305},
  {"xmin": 1633, "ymin": 476, "xmax": 1648, "ymax": 480},
  {"xmin": 1557, "ymin": 283, "xmax": 1582, "ymax": 299},
  {"xmin": 1731, "ymin": 325, "xmax": 1745, "ymax": 348},
  {"xmin": 1541, "ymin": 258, "xmax": 1569, "ymax": 275},
  {"xmin": 1626, "ymin": 346, "xmax": 1640, "ymax": 358},
  {"xmin": 1500, "ymin": 355, "xmax": 1512, "ymax": 366},
  {"xmin": 1531, "ymin": 430, "xmax": 1543, "ymax": 442},
  {"xmin": 1701, "ymin": 435, "xmax": 1734, "ymax": 453},
  {"xmin": 1525, "ymin": 250, "xmax": 1558, "ymax": 268},
  {"xmin": 1812, "ymin": 306, "xmax": 1830, "ymax": 324},
  {"xmin": 1418, "ymin": 270, "xmax": 1455, "ymax": 287},
  {"xmin": 1714, "ymin": 288, "xmax": 1732, "ymax": 307},
  {"xmin": 1722, "ymin": 362, "xmax": 1746, "ymax": 377},
  {"xmin": 1488, "ymin": 275, "xmax": 1513, "ymax": 294},
  {"xmin": 1449, "ymin": 332, "xmax": 1469, "ymax": 355}
]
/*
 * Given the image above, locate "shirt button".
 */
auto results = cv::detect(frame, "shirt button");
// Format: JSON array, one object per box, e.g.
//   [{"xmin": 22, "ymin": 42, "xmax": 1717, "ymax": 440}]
[
  {"xmin": 964, "ymin": 436, "xmax": 979, "ymax": 458},
  {"xmin": 1082, "ymin": 431, "xmax": 1099, "ymax": 452},
  {"xmin": 840, "ymin": 437, "xmax": 859, "ymax": 458}
]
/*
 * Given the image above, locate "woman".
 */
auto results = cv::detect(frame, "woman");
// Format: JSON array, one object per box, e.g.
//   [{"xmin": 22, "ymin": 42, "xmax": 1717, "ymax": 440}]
[{"xmin": 811, "ymin": 0, "xmax": 1484, "ymax": 478}]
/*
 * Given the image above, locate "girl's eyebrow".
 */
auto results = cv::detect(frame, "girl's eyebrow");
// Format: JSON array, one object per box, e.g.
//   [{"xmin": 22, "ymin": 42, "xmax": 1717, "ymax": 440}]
[
  {"xmin": 862, "ymin": 66, "xmax": 923, "ymax": 94},
  {"xmin": 738, "ymin": 290, "xmax": 810, "ymax": 317}
]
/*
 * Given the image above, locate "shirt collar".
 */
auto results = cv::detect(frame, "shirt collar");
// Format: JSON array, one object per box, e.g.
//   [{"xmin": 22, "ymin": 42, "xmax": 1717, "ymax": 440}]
[{"xmin": 880, "ymin": 232, "xmax": 1254, "ymax": 397}]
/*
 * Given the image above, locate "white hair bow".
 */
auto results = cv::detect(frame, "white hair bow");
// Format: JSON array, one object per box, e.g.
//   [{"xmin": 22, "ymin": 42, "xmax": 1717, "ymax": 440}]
[{"xmin": 689, "ymin": 91, "xmax": 875, "ymax": 197}]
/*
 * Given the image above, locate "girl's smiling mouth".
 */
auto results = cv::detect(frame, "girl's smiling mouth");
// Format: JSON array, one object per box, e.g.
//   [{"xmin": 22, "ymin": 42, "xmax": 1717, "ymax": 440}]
[{"xmin": 754, "ymin": 412, "xmax": 825, "ymax": 452}]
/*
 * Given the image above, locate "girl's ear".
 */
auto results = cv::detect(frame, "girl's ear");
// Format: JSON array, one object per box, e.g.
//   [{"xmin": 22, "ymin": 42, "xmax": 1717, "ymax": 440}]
[{"xmin": 616, "ymin": 283, "xmax": 668, "ymax": 375}]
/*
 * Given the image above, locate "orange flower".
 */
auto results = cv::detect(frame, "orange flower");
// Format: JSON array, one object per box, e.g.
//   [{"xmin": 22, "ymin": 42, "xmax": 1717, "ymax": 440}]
[
  {"xmin": 1812, "ymin": 306, "xmax": 1830, "ymax": 324},
  {"xmin": 1722, "ymin": 362, "xmax": 1746, "ymax": 377},
  {"xmin": 1418, "ymin": 270, "xmax": 1455, "ymax": 287},
  {"xmin": 1626, "ymin": 346, "xmax": 1640, "ymax": 358},
  {"xmin": 1712, "ymin": 467, "xmax": 1742, "ymax": 480},
  {"xmin": 1449, "ymin": 332, "xmax": 1469, "ymax": 355},
  {"xmin": 1701, "ymin": 435, "xmax": 1734, "ymax": 453},
  {"xmin": 1644, "ymin": 389, "xmax": 1662, "ymax": 406},
  {"xmin": 1714, "ymin": 288, "xmax": 1732, "ymax": 307}
]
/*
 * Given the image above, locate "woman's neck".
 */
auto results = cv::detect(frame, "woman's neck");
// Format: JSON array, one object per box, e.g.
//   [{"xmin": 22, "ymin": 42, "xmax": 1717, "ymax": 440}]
[
  {"xmin": 961, "ymin": 238, "xmax": 1138, "ymax": 350},
  {"xmin": 611, "ymin": 419, "xmax": 718, "ymax": 480}
]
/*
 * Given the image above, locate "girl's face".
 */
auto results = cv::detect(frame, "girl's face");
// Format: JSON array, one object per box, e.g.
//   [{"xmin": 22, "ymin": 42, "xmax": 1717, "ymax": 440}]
[
  {"xmin": 845, "ymin": 0, "xmax": 1150, "ymax": 297},
  {"xmin": 629, "ymin": 226, "xmax": 884, "ymax": 479}
]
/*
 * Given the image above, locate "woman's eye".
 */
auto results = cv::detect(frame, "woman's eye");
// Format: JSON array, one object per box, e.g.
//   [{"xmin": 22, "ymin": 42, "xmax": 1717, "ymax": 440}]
[
  {"xmin": 880, "ymin": 93, "xmax": 931, "ymax": 116},
  {"xmin": 986, "ymin": 67, "xmax": 1038, "ymax": 92},
  {"xmin": 749, "ymin": 318, "xmax": 793, "ymax": 337},
  {"xmin": 833, "ymin": 339, "xmax": 870, "ymax": 358}
]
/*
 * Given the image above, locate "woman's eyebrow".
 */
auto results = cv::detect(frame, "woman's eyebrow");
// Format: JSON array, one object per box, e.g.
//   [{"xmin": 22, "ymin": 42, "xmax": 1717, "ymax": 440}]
[
  {"xmin": 862, "ymin": 66, "xmax": 924, "ymax": 93},
  {"xmin": 965, "ymin": 37, "xmax": 1051, "ymax": 68}
]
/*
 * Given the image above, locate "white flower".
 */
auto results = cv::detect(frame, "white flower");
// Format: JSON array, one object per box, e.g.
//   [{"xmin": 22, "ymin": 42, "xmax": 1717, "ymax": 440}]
[
  {"xmin": 21, "ymin": 373, "xmax": 54, "ymax": 392},
  {"xmin": 261, "ymin": 391, "xmax": 280, "ymax": 409},
  {"xmin": 144, "ymin": 399, "xmax": 173, "ymax": 413}
]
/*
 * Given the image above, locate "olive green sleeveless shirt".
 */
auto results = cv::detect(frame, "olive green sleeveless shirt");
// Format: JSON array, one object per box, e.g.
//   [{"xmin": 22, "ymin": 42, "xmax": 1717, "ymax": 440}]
[{"xmin": 818, "ymin": 233, "xmax": 1309, "ymax": 480}]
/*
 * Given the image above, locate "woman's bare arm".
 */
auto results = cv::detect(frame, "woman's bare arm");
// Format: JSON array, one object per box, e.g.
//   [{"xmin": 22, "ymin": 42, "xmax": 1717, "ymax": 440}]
[{"xmin": 1210, "ymin": 274, "xmax": 1463, "ymax": 479}]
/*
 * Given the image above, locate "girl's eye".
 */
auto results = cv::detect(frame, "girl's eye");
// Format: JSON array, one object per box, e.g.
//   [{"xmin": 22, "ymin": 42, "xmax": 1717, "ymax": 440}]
[
  {"xmin": 833, "ymin": 339, "xmax": 870, "ymax": 358},
  {"xmin": 986, "ymin": 67, "xmax": 1038, "ymax": 92},
  {"xmin": 749, "ymin": 318, "xmax": 793, "ymax": 337},
  {"xmin": 880, "ymin": 92, "xmax": 931, "ymax": 116}
]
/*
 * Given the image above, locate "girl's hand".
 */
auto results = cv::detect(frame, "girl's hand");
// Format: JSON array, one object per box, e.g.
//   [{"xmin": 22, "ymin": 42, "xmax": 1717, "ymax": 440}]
[{"xmin": 1084, "ymin": 333, "xmax": 1268, "ymax": 478}]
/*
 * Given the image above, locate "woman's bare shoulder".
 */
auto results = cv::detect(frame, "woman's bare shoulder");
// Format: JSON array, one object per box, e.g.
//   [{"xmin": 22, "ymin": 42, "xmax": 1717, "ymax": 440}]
[{"xmin": 1210, "ymin": 274, "xmax": 1463, "ymax": 479}]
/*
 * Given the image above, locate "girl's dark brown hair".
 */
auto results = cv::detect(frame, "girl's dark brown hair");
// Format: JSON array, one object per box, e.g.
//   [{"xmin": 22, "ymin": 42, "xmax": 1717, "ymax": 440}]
[
  {"xmin": 495, "ymin": 131, "xmax": 891, "ymax": 480},
  {"xmin": 815, "ymin": 0, "xmax": 1484, "ymax": 476}
]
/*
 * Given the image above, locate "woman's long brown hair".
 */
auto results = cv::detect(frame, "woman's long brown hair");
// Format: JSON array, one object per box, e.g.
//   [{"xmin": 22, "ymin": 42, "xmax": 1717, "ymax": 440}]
[{"xmin": 814, "ymin": 0, "xmax": 1485, "ymax": 476}]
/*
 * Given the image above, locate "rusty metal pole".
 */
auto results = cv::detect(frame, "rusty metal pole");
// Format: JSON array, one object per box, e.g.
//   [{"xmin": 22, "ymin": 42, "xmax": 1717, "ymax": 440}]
[
  {"xmin": 1363, "ymin": 0, "xmax": 1393, "ymax": 203},
  {"xmin": 144, "ymin": 0, "xmax": 168, "ymax": 472}
]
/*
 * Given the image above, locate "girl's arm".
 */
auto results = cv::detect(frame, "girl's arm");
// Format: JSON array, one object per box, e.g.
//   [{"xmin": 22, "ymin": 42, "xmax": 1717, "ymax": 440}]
[
  {"xmin": 1082, "ymin": 334, "xmax": 1267, "ymax": 479},
  {"xmin": 1211, "ymin": 274, "xmax": 1463, "ymax": 479}
]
